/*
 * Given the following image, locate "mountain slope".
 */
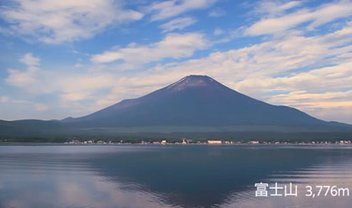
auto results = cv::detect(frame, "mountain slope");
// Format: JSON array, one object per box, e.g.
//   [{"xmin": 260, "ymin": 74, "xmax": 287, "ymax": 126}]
[
  {"xmin": 65, "ymin": 75, "xmax": 331, "ymax": 128},
  {"xmin": 1, "ymin": 75, "xmax": 351, "ymax": 140}
]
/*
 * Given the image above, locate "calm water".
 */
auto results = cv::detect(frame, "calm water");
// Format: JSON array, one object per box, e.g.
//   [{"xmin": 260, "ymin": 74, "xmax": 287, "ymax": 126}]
[{"xmin": 0, "ymin": 144, "xmax": 352, "ymax": 208}]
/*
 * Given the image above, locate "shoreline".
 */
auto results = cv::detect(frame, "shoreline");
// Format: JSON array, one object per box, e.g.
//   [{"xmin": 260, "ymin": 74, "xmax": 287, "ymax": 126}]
[{"xmin": 1, "ymin": 141, "xmax": 352, "ymax": 146}]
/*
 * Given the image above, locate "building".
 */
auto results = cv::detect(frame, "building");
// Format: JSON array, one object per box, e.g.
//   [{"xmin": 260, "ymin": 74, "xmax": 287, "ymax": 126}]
[{"xmin": 207, "ymin": 140, "xmax": 222, "ymax": 144}]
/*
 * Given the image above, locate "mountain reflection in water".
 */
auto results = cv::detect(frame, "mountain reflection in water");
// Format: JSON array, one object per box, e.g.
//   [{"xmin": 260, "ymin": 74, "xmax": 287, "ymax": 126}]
[{"xmin": 0, "ymin": 145, "xmax": 352, "ymax": 208}]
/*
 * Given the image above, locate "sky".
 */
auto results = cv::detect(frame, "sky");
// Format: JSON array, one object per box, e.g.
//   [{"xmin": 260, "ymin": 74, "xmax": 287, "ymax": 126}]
[{"xmin": 0, "ymin": 0, "xmax": 351, "ymax": 124}]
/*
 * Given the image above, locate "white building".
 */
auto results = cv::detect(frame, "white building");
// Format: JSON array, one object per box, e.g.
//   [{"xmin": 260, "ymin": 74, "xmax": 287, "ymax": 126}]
[{"xmin": 207, "ymin": 140, "xmax": 222, "ymax": 144}]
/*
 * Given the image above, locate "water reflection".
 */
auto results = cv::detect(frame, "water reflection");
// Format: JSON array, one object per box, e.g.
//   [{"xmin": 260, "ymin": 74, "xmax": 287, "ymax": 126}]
[
  {"xmin": 0, "ymin": 146, "xmax": 180, "ymax": 208},
  {"xmin": 222, "ymin": 158, "xmax": 352, "ymax": 208},
  {"xmin": 0, "ymin": 145, "xmax": 351, "ymax": 208}
]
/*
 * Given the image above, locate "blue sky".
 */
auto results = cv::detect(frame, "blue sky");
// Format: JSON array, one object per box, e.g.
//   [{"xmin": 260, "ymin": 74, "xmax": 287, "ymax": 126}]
[{"xmin": 0, "ymin": 0, "xmax": 352, "ymax": 123}]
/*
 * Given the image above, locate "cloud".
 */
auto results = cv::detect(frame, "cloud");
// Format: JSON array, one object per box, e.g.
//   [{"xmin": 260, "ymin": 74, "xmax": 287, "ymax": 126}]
[
  {"xmin": 148, "ymin": 0, "xmax": 217, "ymax": 21},
  {"xmin": 7, "ymin": 68, "xmax": 115, "ymax": 97},
  {"xmin": 269, "ymin": 90, "xmax": 352, "ymax": 123},
  {"xmin": 6, "ymin": 53, "xmax": 115, "ymax": 100},
  {"xmin": 5, "ymin": 52, "xmax": 174, "ymax": 117},
  {"xmin": 2, "ymin": 2, "xmax": 352, "ymax": 123},
  {"xmin": 101, "ymin": 22, "xmax": 350, "ymax": 123},
  {"xmin": 254, "ymin": 1, "xmax": 303, "ymax": 16},
  {"xmin": 0, "ymin": 0, "xmax": 143, "ymax": 44},
  {"xmin": 0, "ymin": 96, "xmax": 9, "ymax": 103},
  {"xmin": 213, "ymin": 28, "xmax": 224, "ymax": 36},
  {"xmin": 269, "ymin": 90, "xmax": 352, "ymax": 107},
  {"xmin": 91, "ymin": 32, "xmax": 208, "ymax": 65},
  {"xmin": 245, "ymin": 1, "xmax": 352, "ymax": 36},
  {"xmin": 160, "ymin": 17, "xmax": 197, "ymax": 32},
  {"xmin": 6, "ymin": 53, "xmax": 41, "ymax": 88},
  {"xmin": 6, "ymin": 67, "xmax": 37, "ymax": 88},
  {"xmin": 208, "ymin": 8, "xmax": 226, "ymax": 17},
  {"xmin": 0, "ymin": 97, "xmax": 54, "ymax": 120},
  {"xmin": 20, "ymin": 53, "xmax": 40, "ymax": 67},
  {"xmin": 34, "ymin": 103, "xmax": 49, "ymax": 111},
  {"xmin": 5, "ymin": 22, "xmax": 352, "ymax": 122},
  {"xmin": 5, "ymin": 19, "xmax": 352, "ymax": 122}
]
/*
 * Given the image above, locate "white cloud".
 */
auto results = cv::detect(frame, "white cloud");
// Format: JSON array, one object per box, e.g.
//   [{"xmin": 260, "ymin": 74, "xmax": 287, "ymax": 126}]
[
  {"xmin": 5, "ymin": 27, "xmax": 352, "ymax": 122},
  {"xmin": 91, "ymin": 32, "xmax": 208, "ymax": 65},
  {"xmin": 20, "ymin": 53, "xmax": 40, "ymax": 67},
  {"xmin": 5, "ymin": 20, "xmax": 352, "ymax": 123},
  {"xmin": 213, "ymin": 28, "xmax": 224, "ymax": 36},
  {"xmin": 160, "ymin": 17, "xmax": 197, "ymax": 32},
  {"xmin": 61, "ymin": 92, "xmax": 91, "ymax": 102},
  {"xmin": 34, "ymin": 103, "xmax": 49, "ymax": 111},
  {"xmin": 0, "ymin": 96, "xmax": 9, "ymax": 103},
  {"xmin": 3, "ymin": 2, "xmax": 352, "ymax": 123},
  {"xmin": 149, "ymin": 0, "xmax": 217, "ymax": 21},
  {"xmin": 246, "ymin": 1, "xmax": 352, "ymax": 36},
  {"xmin": 0, "ymin": 0, "xmax": 143, "ymax": 44},
  {"xmin": 269, "ymin": 90, "xmax": 352, "ymax": 123},
  {"xmin": 6, "ymin": 67, "xmax": 37, "ymax": 88},
  {"xmin": 6, "ymin": 53, "xmax": 41, "ymax": 88},
  {"xmin": 6, "ymin": 53, "xmax": 116, "ymax": 100},
  {"xmin": 7, "ymin": 68, "xmax": 116, "ymax": 97},
  {"xmin": 99, "ymin": 22, "xmax": 350, "ymax": 123},
  {"xmin": 208, "ymin": 8, "xmax": 226, "ymax": 17},
  {"xmin": 254, "ymin": 1, "xmax": 303, "ymax": 16}
]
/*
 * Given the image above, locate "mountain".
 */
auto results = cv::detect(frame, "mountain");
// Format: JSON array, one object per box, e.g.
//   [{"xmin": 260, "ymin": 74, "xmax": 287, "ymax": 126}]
[
  {"xmin": 1, "ymin": 75, "xmax": 351, "ymax": 141},
  {"xmin": 65, "ymin": 75, "xmax": 334, "ymax": 128}
]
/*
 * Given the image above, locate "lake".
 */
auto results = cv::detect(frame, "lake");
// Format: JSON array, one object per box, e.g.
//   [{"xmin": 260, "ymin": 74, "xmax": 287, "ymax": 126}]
[{"xmin": 0, "ymin": 144, "xmax": 351, "ymax": 208}]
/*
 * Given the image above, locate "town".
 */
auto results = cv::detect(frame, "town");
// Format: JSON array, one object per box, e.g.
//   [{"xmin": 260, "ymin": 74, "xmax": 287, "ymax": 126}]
[{"xmin": 63, "ymin": 138, "xmax": 352, "ymax": 145}]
